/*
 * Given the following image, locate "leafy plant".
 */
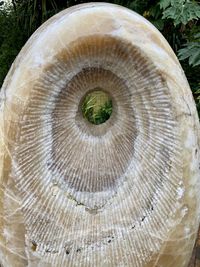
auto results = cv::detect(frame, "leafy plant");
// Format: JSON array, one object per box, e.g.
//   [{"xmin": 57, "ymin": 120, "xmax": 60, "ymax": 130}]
[
  {"xmin": 156, "ymin": 0, "xmax": 200, "ymax": 116},
  {"xmin": 160, "ymin": 0, "xmax": 200, "ymax": 26},
  {"xmin": 178, "ymin": 32, "xmax": 200, "ymax": 67},
  {"xmin": 93, "ymin": 100, "xmax": 113, "ymax": 125},
  {"xmin": 82, "ymin": 94, "xmax": 113, "ymax": 125},
  {"xmin": 0, "ymin": 2, "xmax": 25, "ymax": 86},
  {"xmin": 13, "ymin": 0, "xmax": 58, "ymax": 37}
]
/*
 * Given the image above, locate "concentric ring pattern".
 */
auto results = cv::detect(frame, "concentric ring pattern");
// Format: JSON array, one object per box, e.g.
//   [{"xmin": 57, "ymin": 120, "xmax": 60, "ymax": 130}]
[{"xmin": 0, "ymin": 3, "xmax": 199, "ymax": 267}]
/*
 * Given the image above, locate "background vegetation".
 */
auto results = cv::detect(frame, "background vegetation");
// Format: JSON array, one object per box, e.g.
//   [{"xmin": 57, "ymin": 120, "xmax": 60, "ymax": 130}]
[
  {"xmin": 0, "ymin": 0, "xmax": 200, "ymax": 118},
  {"xmin": 82, "ymin": 90, "xmax": 113, "ymax": 125}
]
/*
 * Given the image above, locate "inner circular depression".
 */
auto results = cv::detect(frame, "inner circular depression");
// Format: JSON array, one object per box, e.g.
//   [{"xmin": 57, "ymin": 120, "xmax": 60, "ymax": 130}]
[{"xmin": 50, "ymin": 67, "xmax": 136, "ymax": 193}]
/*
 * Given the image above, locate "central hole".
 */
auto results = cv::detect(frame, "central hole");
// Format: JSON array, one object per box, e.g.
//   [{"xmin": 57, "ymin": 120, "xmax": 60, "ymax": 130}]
[{"xmin": 82, "ymin": 89, "xmax": 112, "ymax": 125}]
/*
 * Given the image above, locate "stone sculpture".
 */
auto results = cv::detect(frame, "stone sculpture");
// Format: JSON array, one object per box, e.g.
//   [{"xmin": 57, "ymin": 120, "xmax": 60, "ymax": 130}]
[{"xmin": 0, "ymin": 3, "xmax": 199, "ymax": 267}]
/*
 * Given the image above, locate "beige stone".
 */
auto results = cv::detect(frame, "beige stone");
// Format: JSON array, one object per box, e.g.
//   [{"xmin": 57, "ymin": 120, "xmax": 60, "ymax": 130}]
[{"xmin": 0, "ymin": 3, "xmax": 199, "ymax": 267}]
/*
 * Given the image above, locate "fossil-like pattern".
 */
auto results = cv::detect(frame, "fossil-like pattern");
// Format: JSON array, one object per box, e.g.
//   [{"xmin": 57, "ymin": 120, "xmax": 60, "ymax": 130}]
[{"xmin": 0, "ymin": 3, "xmax": 200, "ymax": 267}]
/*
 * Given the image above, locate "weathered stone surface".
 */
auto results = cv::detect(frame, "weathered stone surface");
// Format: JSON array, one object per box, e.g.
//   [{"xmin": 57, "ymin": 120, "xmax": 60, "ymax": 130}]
[{"xmin": 0, "ymin": 3, "xmax": 199, "ymax": 267}]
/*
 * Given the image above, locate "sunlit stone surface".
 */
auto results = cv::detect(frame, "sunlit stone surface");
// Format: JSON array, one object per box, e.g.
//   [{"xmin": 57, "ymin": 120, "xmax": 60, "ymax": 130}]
[{"xmin": 0, "ymin": 3, "xmax": 199, "ymax": 267}]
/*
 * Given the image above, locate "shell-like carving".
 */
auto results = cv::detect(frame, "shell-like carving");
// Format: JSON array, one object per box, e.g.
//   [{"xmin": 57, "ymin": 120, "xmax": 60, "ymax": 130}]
[{"xmin": 0, "ymin": 3, "xmax": 200, "ymax": 267}]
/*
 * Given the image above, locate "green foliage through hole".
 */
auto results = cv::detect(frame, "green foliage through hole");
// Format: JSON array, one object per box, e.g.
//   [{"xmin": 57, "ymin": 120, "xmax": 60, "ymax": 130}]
[{"xmin": 82, "ymin": 90, "xmax": 113, "ymax": 125}]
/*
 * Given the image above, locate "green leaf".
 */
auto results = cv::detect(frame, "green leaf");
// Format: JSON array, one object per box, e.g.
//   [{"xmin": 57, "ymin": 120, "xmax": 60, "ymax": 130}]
[
  {"xmin": 151, "ymin": 19, "xmax": 164, "ymax": 30},
  {"xmin": 187, "ymin": 47, "xmax": 200, "ymax": 66},
  {"xmin": 195, "ymin": 33, "xmax": 200, "ymax": 39},
  {"xmin": 178, "ymin": 42, "xmax": 200, "ymax": 67},
  {"xmin": 159, "ymin": 0, "xmax": 171, "ymax": 10},
  {"xmin": 129, "ymin": 0, "xmax": 149, "ymax": 14},
  {"xmin": 149, "ymin": 4, "xmax": 162, "ymax": 19},
  {"xmin": 161, "ymin": 0, "xmax": 200, "ymax": 26}
]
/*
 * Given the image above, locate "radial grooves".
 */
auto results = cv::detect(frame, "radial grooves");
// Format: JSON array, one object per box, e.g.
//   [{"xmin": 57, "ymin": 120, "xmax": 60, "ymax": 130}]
[{"xmin": 11, "ymin": 34, "xmax": 182, "ymax": 266}]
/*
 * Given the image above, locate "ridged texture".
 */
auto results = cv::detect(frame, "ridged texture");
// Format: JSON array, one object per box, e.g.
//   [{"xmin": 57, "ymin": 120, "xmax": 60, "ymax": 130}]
[{"xmin": 0, "ymin": 3, "xmax": 200, "ymax": 267}]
